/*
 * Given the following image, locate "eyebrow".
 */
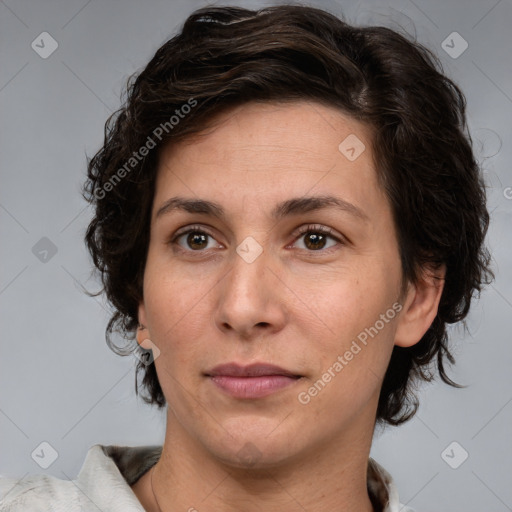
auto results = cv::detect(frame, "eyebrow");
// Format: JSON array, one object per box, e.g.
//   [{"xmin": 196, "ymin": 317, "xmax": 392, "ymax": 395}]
[{"xmin": 155, "ymin": 195, "xmax": 368, "ymax": 222}]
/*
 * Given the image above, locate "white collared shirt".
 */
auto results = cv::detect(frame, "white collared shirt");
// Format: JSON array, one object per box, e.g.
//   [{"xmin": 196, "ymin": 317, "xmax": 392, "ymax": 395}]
[{"xmin": 0, "ymin": 444, "xmax": 415, "ymax": 511}]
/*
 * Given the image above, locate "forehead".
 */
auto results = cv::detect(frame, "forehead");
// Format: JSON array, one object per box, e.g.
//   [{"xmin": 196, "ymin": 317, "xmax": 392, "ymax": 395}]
[{"xmin": 153, "ymin": 100, "xmax": 383, "ymax": 218}]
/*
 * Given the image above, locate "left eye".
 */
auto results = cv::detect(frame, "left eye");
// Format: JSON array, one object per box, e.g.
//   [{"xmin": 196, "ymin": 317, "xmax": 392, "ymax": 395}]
[{"xmin": 292, "ymin": 227, "xmax": 340, "ymax": 251}]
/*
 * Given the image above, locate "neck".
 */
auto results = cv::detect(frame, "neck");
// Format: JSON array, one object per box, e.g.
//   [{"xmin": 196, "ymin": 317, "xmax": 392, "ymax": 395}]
[{"xmin": 134, "ymin": 409, "xmax": 377, "ymax": 512}]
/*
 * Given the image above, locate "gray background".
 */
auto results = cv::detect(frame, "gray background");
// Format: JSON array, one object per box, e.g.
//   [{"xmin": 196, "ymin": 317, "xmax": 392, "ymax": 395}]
[{"xmin": 1, "ymin": 0, "xmax": 511, "ymax": 510}]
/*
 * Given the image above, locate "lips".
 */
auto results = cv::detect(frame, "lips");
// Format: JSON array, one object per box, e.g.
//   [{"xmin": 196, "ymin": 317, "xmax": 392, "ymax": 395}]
[
  {"xmin": 205, "ymin": 363, "xmax": 302, "ymax": 399},
  {"xmin": 206, "ymin": 362, "xmax": 300, "ymax": 378}
]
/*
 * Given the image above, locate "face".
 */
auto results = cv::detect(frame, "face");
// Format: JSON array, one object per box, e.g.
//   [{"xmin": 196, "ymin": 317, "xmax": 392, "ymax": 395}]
[{"xmin": 138, "ymin": 100, "xmax": 408, "ymax": 467}]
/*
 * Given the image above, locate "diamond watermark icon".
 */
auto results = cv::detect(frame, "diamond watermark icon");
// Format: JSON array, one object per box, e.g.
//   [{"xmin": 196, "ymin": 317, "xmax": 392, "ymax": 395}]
[
  {"xmin": 441, "ymin": 441, "xmax": 468, "ymax": 469},
  {"xmin": 236, "ymin": 236, "xmax": 263, "ymax": 263},
  {"xmin": 31, "ymin": 32, "xmax": 59, "ymax": 59},
  {"xmin": 338, "ymin": 134, "xmax": 365, "ymax": 161},
  {"xmin": 32, "ymin": 237, "xmax": 58, "ymax": 263},
  {"xmin": 134, "ymin": 338, "xmax": 161, "ymax": 366},
  {"xmin": 31, "ymin": 441, "xmax": 59, "ymax": 469},
  {"xmin": 236, "ymin": 442, "xmax": 262, "ymax": 467},
  {"xmin": 441, "ymin": 32, "xmax": 468, "ymax": 59}
]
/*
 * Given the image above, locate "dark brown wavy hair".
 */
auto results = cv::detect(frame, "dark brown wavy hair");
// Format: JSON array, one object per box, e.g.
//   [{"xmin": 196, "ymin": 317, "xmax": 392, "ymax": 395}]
[{"xmin": 82, "ymin": 4, "xmax": 493, "ymax": 426}]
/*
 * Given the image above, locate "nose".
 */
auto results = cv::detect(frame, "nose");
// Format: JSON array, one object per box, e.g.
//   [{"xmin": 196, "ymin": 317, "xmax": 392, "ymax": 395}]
[{"xmin": 214, "ymin": 243, "xmax": 287, "ymax": 340}]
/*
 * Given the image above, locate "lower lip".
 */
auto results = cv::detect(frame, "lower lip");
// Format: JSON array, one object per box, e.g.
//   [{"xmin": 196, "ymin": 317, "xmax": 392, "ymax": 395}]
[{"xmin": 209, "ymin": 375, "xmax": 299, "ymax": 399}]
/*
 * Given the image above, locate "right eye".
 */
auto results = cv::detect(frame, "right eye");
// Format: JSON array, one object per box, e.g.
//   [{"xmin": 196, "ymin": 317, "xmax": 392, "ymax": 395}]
[{"xmin": 170, "ymin": 225, "xmax": 223, "ymax": 253}]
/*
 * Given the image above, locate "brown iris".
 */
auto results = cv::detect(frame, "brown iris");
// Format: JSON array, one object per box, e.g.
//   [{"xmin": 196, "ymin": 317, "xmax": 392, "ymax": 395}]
[
  {"xmin": 187, "ymin": 232, "xmax": 208, "ymax": 250},
  {"xmin": 303, "ymin": 232, "xmax": 327, "ymax": 250}
]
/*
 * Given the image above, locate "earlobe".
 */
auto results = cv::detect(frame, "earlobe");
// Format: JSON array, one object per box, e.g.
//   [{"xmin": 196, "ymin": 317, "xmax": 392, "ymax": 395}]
[
  {"xmin": 394, "ymin": 265, "xmax": 446, "ymax": 348},
  {"xmin": 136, "ymin": 302, "xmax": 158, "ymax": 354}
]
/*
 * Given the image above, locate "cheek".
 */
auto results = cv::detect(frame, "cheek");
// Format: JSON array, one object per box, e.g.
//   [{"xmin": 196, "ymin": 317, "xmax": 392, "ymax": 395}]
[
  {"xmin": 143, "ymin": 269, "xmax": 213, "ymax": 366},
  {"xmin": 299, "ymin": 261, "xmax": 400, "ymax": 379},
  {"xmin": 145, "ymin": 254, "xmax": 211, "ymax": 325},
  {"xmin": 300, "ymin": 261, "xmax": 394, "ymax": 335},
  {"xmin": 298, "ymin": 311, "xmax": 397, "ymax": 421}
]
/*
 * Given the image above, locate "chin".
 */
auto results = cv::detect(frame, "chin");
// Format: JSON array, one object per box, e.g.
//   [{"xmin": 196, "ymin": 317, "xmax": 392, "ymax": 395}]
[
  {"xmin": 204, "ymin": 422, "xmax": 306, "ymax": 470},
  {"xmin": 213, "ymin": 442, "xmax": 295, "ymax": 470}
]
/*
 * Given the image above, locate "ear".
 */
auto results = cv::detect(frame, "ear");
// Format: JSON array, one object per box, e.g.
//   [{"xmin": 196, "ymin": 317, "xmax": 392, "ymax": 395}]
[
  {"xmin": 136, "ymin": 301, "xmax": 149, "ymax": 346},
  {"xmin": 394, "ymin": 264, "xmax": 446, "ymax": 348}
]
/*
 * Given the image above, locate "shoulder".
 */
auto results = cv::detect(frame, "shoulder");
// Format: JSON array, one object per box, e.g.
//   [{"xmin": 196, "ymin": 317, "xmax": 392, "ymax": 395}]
[
  {"xmin": 0, "ymin": 472, "xmax": 83, "ymax": 511},
  {"xmin": 0, "ymin": 444, "xmax": 158, "ymax": 511}
]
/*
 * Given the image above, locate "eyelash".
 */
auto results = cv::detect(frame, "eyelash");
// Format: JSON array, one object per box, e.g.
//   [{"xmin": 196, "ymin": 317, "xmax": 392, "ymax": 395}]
[{"xmin": 169, "ymin": 224, "xmax": 345, "ymax": 255}]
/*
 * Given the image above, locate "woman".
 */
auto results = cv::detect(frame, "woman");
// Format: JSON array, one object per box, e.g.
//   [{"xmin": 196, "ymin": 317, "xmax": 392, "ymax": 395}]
[{"xmin": 0, "ymin": 4, "xmax": 492, "ymax": 511}]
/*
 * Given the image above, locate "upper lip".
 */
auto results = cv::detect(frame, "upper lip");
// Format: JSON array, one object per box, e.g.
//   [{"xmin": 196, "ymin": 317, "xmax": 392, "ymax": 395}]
[{"xmin": 206, "ymin": 363, "xmax": 300, "ymax": 378}]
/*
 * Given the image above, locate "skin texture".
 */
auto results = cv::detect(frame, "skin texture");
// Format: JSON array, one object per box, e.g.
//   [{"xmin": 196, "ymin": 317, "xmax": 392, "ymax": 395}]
[{"xmin": 131, "ymin": 100, "xmax": 445, "ymax": 511}]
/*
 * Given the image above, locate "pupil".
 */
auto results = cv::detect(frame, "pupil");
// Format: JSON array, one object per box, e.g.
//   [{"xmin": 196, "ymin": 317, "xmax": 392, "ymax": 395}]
[
  {"xmin": 306, "ymin": 232, "xmax": 325, "ymax": 250},
  {"xmin": 188, "ymin": 232, "xmax": 207, "ymax": 249}
]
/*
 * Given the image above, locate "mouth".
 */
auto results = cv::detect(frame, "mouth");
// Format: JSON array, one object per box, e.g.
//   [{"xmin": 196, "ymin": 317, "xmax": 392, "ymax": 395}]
[
  {"xmin": 206, "ymin": 362, "xmax": 301, "ymax": 378},
  {"xmin": 205, "ymin": 363, "xmax": 302, "ymax": 399}
]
